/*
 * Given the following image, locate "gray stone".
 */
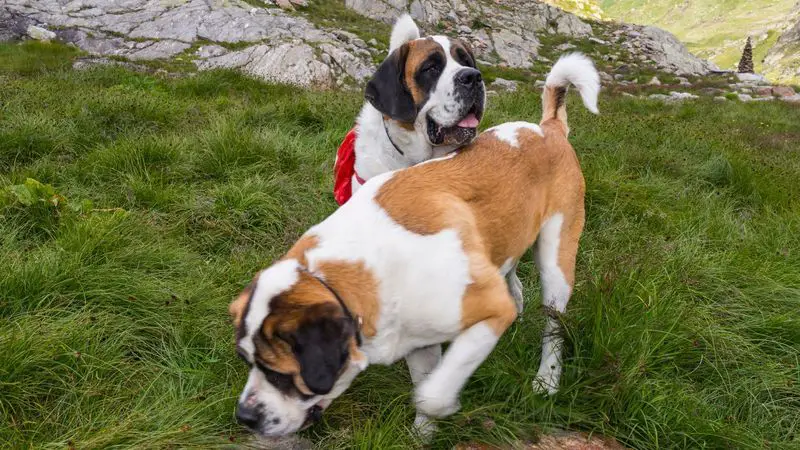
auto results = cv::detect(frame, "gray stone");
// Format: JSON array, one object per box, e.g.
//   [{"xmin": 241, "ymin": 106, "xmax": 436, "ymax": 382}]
[
  {"xmin": 27, "ymin": 24, "xmax": 56, "ymax": 41},
  {"xmin": 5, "ymin": 0, "xmax": 377, "ymax": 89},
  {"xmin": 492, "ymin": 29, "xmax": 537, "ymax": 68},
  {"xmin": 648, "ymin": 76, "xmax": 661, "ymax": 86},
  {"xmin": 490, "ymin": 77, "xmax": 518, "ymax": 92},
  {"xmin": 198, "ymin": 43, "xmax": 335, "ymax": 88},
  {"xmin": 196, "ymin": 44, "xmax": 228, "ymax": 59},
  {"xmin": 738, "ymin": 93, "xmax": 753, "ymax": 102},
  {"xmin": 735, "ymin": 72, "xmax": 769, "ymax": 84},
  {"xmin": 713, "ymin": 96, "xmax": 727, "ymax": 102},
  {"xmin": 772, "ymin": 86, "xmax": 796, "ymax": 97},
  {"xmin": 588, "ymin": 37, "xmax": 608, "ymax": 45},
  {"xmin": 780, "ymin": 94, "xmax": 800, "ymax": 103},
  {"xmin": 624, "ymin": 25, "xmax": 717, "ymax": 75},
  {"xmin": 0, "ymin": 10, "xmax": 33, "ymax": 42},
  {"xmin": 555, "ymin": 43, "xmax": 577, "ymax": 52},
  {"xmin": 599, "ymin": 71, "xmax": 613, "ymax": 83}
]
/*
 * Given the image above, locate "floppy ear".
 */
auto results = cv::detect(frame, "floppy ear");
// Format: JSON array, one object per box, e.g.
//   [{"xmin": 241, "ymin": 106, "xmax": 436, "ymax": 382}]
[
  {"xmin": 290, "ymin": 311, "xmax": 353, "ymax": 395},
  {"xmin": 365, "ymin": 43, "xmax": 417, "ymax": 123}
]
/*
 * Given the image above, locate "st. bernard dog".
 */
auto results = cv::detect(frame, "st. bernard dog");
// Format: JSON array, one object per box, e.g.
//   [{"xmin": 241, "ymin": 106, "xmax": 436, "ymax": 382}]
[
  {"xmin": 334, "ymin": 14, "xmax": 527, "ymax": 320},
  {"xmin": 230, "ymin": 53, "xmax": 600, "ymax": 437}
]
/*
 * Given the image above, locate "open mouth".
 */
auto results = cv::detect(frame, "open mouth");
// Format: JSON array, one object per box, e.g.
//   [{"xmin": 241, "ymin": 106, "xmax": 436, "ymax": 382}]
[{"xmin": 427, "ymin": 104, "xmax": 482, "ymax": 146}]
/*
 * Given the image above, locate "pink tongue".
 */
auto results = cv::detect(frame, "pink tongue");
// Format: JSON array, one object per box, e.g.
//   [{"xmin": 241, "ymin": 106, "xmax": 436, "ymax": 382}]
[{"xmin": 457, "ymin": 113, "xmax": 479, "ymax": 128}]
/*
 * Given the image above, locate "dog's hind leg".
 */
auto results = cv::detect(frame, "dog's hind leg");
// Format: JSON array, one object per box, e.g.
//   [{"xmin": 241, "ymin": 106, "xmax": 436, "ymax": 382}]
[
  {"xmin": 532, "ymin": 210, "xmax": 583, "ymax": 395},
  {"xmin": 406, "ymin": 345, "xmax": 442, "ymax": 437},
  {"xmin": 506, "ymin": 265, "xmax": 525, "ymax": 314}
]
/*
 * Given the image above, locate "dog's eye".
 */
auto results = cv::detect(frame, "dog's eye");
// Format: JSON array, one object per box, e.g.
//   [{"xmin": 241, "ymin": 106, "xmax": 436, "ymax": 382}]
[{"xmin": 422, "ymin": 63, "xmax": 441, "ymax": 74}]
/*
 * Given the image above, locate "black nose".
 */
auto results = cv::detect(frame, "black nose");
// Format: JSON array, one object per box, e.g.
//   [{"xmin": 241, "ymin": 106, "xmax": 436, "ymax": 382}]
[
  {"xmin": 455, "ymin": 68, "xmax": 482, "ymax": 88},
  {"xmin": 236, "ymin": 403, "xmax": 261, "ymax": 429}
]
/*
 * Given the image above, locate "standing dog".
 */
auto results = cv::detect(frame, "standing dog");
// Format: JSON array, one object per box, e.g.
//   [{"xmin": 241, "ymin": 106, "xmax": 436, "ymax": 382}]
[
  {"xmin": 333, "ymin": 15, "xmax": 526, "ymax": 314},
  {"xmin": 230, "ymin": 54, "xmax": 599, "ymax": 437}
]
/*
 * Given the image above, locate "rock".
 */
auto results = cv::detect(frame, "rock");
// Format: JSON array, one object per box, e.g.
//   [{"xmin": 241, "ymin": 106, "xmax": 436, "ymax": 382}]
[
  {"xmin": 713, "ymin": 96, "xmax": 727, "ymax": 102},
  {"xmin": 555, "ymin": 43, "xmax": 577, "ymax": 52},
  {"xmin": 751, "ymin": 97, "xmax": 774, "ymax": 102},
  {"xmin": 589, "ymin": 37, "xmax": 608, "ymax": 45},
  {"xmin": 754, "ymin": 86, "xmax": 773, "ymax": 96},
  {"xmin": 275, "ymin": 0, "xmax": 295, "ymax": 11},
  {"xmin": 735, "ymin": 73, "xmax": 769, "ymax": 84},
  {"xmin": 781, "ymin": 94, "xmax": 800, "ymax": 103},
  {"xmin": 599, "ymin": 71, "xmax": 614, "ymax": 84},
  {"xmin": 613, "ymin": 74, "xmax": 624, "ymax": 81},
  {"xmin": 614, "ymin": 64, "xmax": 631, "ymax": 74},
  {"xmin": 5, "ymin": 0, "xmax": 376, "ymax": 89},
  {"xmin": 367, "ymin": 38, "xmax": 378, "ymax": 47},
  {"xmin": 72, "ymin": 57, "xmax": 150, "ymax": 73},
  {"xmin": 127, "ymin": 40, "xmax": 190, "ymax": 60},
  {"xmin": 27, "ymin": 25, "xmax": 56, "ymax": 41},
  {"xmin": 0, "ymin": 10, "xmax": 33, "ymax": 42},
  {"xmin": 625, "ymin": 25, "xmax": 717, "ymax": 75},
  {"xmin": 622, "ymin": 92, "xmax": 636, "ymax": 98},
  {"xmin": 649, "ymin": 92, "xmax": 698, "ymax": 103},
  {"xmin": 738, "ymin": 93, "xmax": 753, "ymax": 102},
  {"xmin": 457, "ymin": 431, "xmax": 627, "ymax": 450},
  {"xmin": 772, "ymin": 86, "xmax": 796, "ymax": 97},
  {"xmin": 289, "ymin": 0, "xmax": 308, "ymax": 6},
  {"xmin": 458, "ymin": 25, "xmax": 472, "ymax": 34},
  {"xmin": 491, "ymin": 77, "xmax": 518, "ymax": 92},
  {"xmin": 492, "ymin": 29, "xmax": 538, "ymax": 68},
  {"xmin": 648, "ymin": 76, "xmax": 661, "ymax": 86},
  {"xmin": 196, "ymin": 44, "xmax": 228, "ymax": 59},
  {"xmin": 676, "ymin": 76, "xmax": 690, "ymax": 86},
  {"xmin": 534, "ymin": 80, "xmax": 546, "ymax": 88}
]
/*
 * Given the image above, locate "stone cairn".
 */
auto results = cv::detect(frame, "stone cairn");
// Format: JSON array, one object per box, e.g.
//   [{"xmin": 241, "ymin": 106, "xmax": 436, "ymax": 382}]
[{"xmin": 737, "ymin": 36, "xmax": 754, "ymax": 73}]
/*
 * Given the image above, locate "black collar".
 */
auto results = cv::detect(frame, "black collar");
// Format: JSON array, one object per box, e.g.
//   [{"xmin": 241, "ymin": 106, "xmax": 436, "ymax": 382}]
[
  {"xmin": 383, "ymin": 120, "xmax": 406, "ymax": 156},
  {"xmin": 300, "ymin": 267, "xmax": 363, "ymax": 347}
]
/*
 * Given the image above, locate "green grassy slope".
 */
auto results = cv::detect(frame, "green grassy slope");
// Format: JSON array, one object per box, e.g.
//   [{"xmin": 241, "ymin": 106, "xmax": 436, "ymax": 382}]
[
  {"xmin": 601, "ymin": 0, "xmax": 797, "ymax": 75},
  {"xmin": 2, "ymin": 42, "xmax": 800, "ymax": 449}
]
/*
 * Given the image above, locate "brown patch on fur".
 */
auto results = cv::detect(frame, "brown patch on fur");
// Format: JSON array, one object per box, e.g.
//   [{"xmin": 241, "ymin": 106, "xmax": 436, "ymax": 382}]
[
  {"xmin": 284, "ymin": 235, "xmax": 319, "ymax": 265},
  {"xmin": 316, "ymin": 260, "xmax": 380, "ymax": 337},
  {"xmin": 404, "ymin": 38, "xmax": 444, "ymax": 106},
  {"xmin": 375, "ymin": 114, "xmax": 585, "ymax": 335}
]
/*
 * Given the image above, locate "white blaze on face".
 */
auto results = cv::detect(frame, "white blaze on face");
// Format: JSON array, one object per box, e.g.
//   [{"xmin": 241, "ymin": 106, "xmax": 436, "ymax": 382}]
[
  {"xmin": 239, "ymin": 259, "xmax": 300, "ymax": 363},
  {"xmin": 418, "ymin": 36, "xmax": 469, "ymax": 129}
]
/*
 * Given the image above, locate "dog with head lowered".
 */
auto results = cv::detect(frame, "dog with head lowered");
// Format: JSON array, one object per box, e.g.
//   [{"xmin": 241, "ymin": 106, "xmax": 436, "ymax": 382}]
[{"xmin": 229, "ymin": 54, "xmax": 600, "ymax": 437}]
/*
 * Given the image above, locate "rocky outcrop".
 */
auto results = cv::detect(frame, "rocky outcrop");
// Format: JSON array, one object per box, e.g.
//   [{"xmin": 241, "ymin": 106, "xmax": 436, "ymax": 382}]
[
  {"xmin": 3, "ymin": 0, "xmax": 719, "ymax": 86},
  {"xmin": 613, "ymin": 25, "xmax": 718, "ymax": 76},
  {"xmin": 3, "ymin": 0, "xmax": 374, "ymax": 88},
  {"xmin": 345, "ymin": 0, "xmax": 592, "ymax": 68},
  {"xmin": 763, "ymin": 2, "xmax": 800, "ymax": 85}
]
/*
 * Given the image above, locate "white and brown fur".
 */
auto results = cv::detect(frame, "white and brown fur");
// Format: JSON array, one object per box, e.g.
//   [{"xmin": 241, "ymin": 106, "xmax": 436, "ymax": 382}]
[{"xmin": 229, "ymin": 54, "xmax": 600, "ymax": 437}]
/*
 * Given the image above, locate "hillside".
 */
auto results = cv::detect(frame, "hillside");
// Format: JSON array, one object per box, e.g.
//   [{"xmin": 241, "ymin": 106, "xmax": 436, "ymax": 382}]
[{"xmin": 601, "ymin": 0, "xmax": 800, "ymax": 83}]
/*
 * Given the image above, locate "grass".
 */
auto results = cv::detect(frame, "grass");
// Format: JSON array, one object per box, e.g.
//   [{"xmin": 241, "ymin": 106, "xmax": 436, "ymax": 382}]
[{"xmin": 2, "ymin": 41, "xmax": 800, "ymax": 449}]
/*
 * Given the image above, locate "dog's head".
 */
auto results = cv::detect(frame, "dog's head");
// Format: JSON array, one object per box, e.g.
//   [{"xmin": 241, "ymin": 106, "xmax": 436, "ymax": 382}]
[
  {"xmin": 229, "ymin": 259, "xmax": 366, "ymax": 436},
  {"xmin": 365, "ymin": 15, "xmax": 485, "ymax": 149}
]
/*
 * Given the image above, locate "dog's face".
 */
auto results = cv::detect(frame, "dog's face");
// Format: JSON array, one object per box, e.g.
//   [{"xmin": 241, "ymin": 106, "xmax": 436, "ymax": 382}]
[
  {"xmin": 229, "ymin": 260, "xmax": 366, "ymax": 436},
  {"xmin": 365, "ymin": 20, "xmax": 485, "ymax": 148}
]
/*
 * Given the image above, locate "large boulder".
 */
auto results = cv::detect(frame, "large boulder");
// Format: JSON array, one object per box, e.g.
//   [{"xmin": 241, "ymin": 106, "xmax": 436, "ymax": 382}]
[{"xmin": 3, "ymin": 0, "xmax": 375, "ymax": 88}]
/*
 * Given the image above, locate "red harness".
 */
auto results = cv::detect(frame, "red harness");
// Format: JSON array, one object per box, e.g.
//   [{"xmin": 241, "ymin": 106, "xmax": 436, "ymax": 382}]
[{"xmin": 333, "ymin": 128, "xmax": 366, "ymax": 206}]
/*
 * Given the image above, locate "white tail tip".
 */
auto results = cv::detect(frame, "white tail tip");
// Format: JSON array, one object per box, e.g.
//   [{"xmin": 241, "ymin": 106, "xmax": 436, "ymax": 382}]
[{"xmin": 545, "ymin": 53, "xmax": 600, "ymax": 114}]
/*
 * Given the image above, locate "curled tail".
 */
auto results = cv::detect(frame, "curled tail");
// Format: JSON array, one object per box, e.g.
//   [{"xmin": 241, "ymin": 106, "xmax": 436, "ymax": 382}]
[{"xmin": 541, "ymin": 53, "xmax": 600, "ymax": 134}]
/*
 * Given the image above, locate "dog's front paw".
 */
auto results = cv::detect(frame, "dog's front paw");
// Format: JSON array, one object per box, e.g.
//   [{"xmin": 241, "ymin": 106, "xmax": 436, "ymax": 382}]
[
  {"xmin": 415, "ymin": 382, "xmax": 460, "ymax": 417},
  {"xmin": 412, "ymin": 414, "xmax": 437, "ymax": 441},
  {"xmin": 532, "ymin": 365, "xmax": 560, "ymax": 396}
]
